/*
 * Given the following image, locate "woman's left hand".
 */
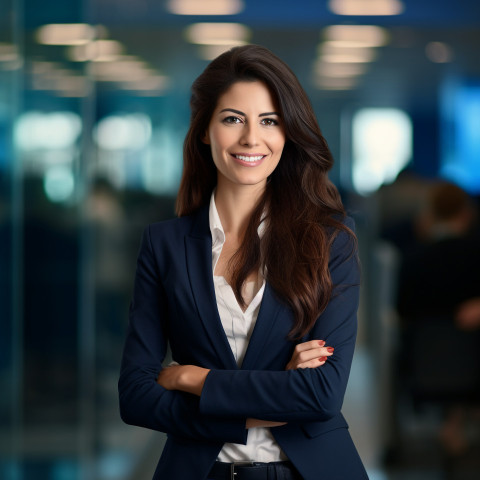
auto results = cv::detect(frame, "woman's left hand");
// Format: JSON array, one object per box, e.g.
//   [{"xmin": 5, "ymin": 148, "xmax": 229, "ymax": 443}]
[
  {"xmin": 157, "ymin": 365, "xmax": 210, "ymax": 396},
  {"xmin": 285, "ymin": 340, "xmax": 334, "ymax": 370}
]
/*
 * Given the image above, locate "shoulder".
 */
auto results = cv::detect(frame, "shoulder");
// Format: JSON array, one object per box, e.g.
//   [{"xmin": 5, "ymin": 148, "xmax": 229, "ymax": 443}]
[
  {"xmin": 147, "ymin": 215, "xmax": 194, "ymax": 238},
  {"xmin": 328, "ymin": 215, "xmax": 359, "ymax": 283},
  {"xmin": 329, "ymin": 215, "xmax": 356, "ymax": 253},
  {"xmin": 146, "ymin": 206, "xmax": 209, "ymax": 241}
]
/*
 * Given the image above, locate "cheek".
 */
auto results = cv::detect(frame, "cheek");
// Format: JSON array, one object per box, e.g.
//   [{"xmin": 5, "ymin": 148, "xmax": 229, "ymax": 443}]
[{"xmin": 272, "ymin": 135, "xmax": 286, "ymax": 156}]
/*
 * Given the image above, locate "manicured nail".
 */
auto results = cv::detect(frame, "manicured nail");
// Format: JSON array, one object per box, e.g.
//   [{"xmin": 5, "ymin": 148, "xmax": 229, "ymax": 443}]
[
  {"xmin": 327, "ymin": 347, "xmax": 334, "ymax": 353},
  {"xmin": 318, "ymin": 341, "xmax": 326, "ymax": 347},
  {"xmin": 319, "ymin": 356, "xmax": 327, "ymax": 362}
]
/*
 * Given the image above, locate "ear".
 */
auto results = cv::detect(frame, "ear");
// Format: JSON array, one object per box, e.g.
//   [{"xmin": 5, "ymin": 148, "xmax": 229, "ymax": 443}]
[{"xmin": 202, "ymin": 130, "xmax": 210, "ymax": 145}]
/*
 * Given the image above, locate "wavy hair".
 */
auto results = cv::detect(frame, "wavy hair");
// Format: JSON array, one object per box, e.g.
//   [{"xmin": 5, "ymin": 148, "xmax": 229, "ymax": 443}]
[{"xmin": 176, "ymin": 45, "xmax": 355, "ymax": 339}]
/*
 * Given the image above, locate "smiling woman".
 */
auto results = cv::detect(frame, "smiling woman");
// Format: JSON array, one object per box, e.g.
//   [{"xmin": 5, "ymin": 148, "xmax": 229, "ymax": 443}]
[
  {"xmin": 204, "ymin": 81, "xmax": 285, "ymax": 191},
  {"xmin": 119, "ymin": 44, "xmax": 367, "ymax": 480}
]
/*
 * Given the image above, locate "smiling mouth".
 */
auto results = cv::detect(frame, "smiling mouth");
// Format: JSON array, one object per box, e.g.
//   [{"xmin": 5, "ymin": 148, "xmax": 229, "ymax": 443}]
[{"xmin": 233, "ymin": 154, "xmax": 265, "ymax": 162}]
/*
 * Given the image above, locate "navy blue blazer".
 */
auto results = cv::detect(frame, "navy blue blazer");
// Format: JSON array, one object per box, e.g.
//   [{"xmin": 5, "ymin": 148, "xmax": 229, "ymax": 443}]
[{"xmin": 118, "ymin": 205, "xmax": 368, "ymax": 479}]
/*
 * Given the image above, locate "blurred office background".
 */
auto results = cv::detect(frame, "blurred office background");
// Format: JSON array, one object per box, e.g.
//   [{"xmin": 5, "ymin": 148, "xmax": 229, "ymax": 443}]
[{"xmin": 1, "ymin": 0, "xmax": 480, "ymax": 479}]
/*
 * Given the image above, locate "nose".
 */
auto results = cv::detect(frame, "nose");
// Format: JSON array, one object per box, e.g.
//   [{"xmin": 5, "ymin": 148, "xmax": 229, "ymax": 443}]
[{"xmin": 239, "ymin": 122, "xmax": 259, "ymax": 147}]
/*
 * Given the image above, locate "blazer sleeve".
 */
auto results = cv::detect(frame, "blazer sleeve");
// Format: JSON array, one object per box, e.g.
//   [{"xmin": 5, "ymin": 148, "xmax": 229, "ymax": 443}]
[
  {"xmin": 199, "ymin": 218, "xmax": 360, "ymax": 423},
  {"xmin": 118, "ymin": 225, "xmax": 247, "ymax": 444}
]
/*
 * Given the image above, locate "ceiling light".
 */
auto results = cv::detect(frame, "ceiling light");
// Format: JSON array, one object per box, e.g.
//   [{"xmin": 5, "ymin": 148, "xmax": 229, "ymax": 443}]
[
  {"xmin": 319, "ymin": 44, "xmax": 377, "ymax": 63},
  {"xmin": 36, "ymin": 24, "xmax": 96, "ymax": 45},
  {"xmin": 323, "ymin": 25, "xmax": 389, "ymax": 47},
  {"xmin": 314, "ymin": 61, "xmax": 367, "ymax": 77},
  {"xmin": 90, "ymin": 58, "xmax": 154, "ymax": 82},
  {"xmin": 120, "ymin": 76, "xmax": 170, "ymax": 91},
  {"xmin": 185, "ymin": 23, "xmax": 250, "ymax": 45},
  {"xmin": 322, "ymin": 53, "xmax": 376, "ymax": 63},
  {"xmin": 328, "ymin": 0, "xmax": 404, "ymax": 16},
  {"xmin": 167, "ymin": 0, "xmax": 244, "ymax": 15},
  {"xmin": 0, "ymin": 43, "xmax": 19, "ymax": 61},
  {"xmin": 197, "ymin": 44, "xmax": 245, "ymax": 60},
  {"xmin": 68, "ymin": 40, "xmax": 124, "ymax": 62},
  {"xmin": 314, "ymin": 76, "xmax": 357, "ymax": 90}
]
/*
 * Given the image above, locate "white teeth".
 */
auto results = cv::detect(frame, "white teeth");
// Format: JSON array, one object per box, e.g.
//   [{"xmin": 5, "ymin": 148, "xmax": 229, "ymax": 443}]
[{"xmin": 234, "ymin": 155, "xmax": 264, "ymax": 162}]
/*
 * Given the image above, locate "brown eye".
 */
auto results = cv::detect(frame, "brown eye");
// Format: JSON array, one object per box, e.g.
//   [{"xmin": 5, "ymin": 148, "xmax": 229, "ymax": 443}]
[
  {"xmin": 223, "ymin": 116, "xmax": 242, "ymax": 124},
  {"xmin": 261, "ymin": 118, "xmax": 279, "ymax": 126}
]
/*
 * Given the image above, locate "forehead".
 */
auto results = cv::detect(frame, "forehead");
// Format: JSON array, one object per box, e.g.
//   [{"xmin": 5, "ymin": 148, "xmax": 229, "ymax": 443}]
[{"xmin": 215, "ymin": 81, "xmax": 277, "ymax": 111}]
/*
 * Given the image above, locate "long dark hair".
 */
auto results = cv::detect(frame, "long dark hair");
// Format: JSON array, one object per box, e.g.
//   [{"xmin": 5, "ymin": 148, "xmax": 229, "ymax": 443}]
[{"xmin": 176, "ymin": 45, "xmax": 355, "ymax": 339}]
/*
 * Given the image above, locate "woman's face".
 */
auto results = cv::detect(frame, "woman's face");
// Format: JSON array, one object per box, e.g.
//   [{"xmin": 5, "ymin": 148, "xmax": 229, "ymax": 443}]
[{"xmin": 204, "ymin": 81, "xmax": 285, "ymax": 191}]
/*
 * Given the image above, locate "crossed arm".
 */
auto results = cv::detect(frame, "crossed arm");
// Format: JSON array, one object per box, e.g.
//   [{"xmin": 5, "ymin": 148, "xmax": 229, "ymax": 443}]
[
  {"xmin": 157, "ymin": 339, "xmax": 335, "ymax": 428},
  {"xmin": 119, "ymin": 220, "xmax": 359, "ymax": 442}
]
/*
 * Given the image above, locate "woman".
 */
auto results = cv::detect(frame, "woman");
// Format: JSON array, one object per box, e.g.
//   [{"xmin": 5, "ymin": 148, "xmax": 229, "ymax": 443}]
[{"xmin": 119, "ymin": 45, "xmax": 368, "ymax": 480}]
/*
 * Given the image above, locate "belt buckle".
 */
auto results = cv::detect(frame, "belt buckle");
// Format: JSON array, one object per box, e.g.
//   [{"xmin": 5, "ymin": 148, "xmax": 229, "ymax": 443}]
[{"xmin": 230, "ymin": 461, "xmax": 254, "ymax": 479}]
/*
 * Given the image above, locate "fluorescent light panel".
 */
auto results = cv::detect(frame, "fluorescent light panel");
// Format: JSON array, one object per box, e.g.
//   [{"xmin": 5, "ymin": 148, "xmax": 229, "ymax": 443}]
[
  {"xmin": 323, "ymin": 25, "xmax": 389, "ymax": 47},
  {"xmin": 314, "ymin": 61, "xmax": 367, "ymax": 77},
  {"xmin": 185, "ymin": 23, "xmax": 250, "ymax": 45},
  {"xmin": 68, "ymin": 40, "xmax": 124, "ymax": 62},
  {"xmin": 329, "ymin": 0, "xmax": 404, "ymax": 16},
  {"xmin": 197, "ymin": 44, "xmax": 244, "ymax": 60},
  {"xmin": 36, "ymin": 24, "xmax": 96, "ymax": 45},
  {"xmin": 314, "ymin": 76, "xmax": 357, "ymax": 90},
  {"xmin": 167, "ymin": 0, "xmax": 244, "ymax": 15}
]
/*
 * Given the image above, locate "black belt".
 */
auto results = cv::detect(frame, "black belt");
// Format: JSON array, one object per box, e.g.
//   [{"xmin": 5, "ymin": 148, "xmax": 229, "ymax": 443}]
[{"xmin": 208, "ymin": 461, "xmax": 301, "ymax": 480}]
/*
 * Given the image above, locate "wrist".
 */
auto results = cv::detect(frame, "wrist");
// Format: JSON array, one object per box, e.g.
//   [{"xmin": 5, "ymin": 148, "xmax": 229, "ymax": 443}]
[{"xmin": 178, "ymin": 365, "xmax": 210, "ymax": 396}]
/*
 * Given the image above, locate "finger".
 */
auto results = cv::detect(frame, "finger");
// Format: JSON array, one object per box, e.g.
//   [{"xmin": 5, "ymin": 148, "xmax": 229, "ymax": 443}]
[
  {"xmin": 293, "ymin": 339, "xmax": 326, "ymax": 353},
  {"xmin": 297, "ymin": 356, "xmax": 328, "ymax": 369},
  {"xmin": 294, "ymin": 346, "xmax": 334, "ymax": 364}
]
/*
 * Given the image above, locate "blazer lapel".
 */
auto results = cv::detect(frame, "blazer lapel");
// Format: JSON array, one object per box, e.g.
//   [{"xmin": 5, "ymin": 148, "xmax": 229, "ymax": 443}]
[
  {"xmin": 185, "ymin": 207, "xmax": 238, "ymax": 370},
  {"xmin": 241, "ymin": 283, "xmax": 282, "ymax": 370}
]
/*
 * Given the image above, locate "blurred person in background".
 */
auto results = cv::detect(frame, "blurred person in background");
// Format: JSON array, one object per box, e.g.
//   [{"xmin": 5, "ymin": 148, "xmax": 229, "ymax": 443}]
[
  {"xmin": 396, "ymin": 180, "xmax": 480, "ymax": 460},
  {"xmin": 118, "ymin": 45, "xmax": 368, "ymax": 480},
  {"xmin": 397, "ymin": 180, "xmax": 480, "ymax": 320}
]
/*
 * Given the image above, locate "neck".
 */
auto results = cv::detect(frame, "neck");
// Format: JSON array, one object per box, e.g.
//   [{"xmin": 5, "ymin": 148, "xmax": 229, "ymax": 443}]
[{"xmin": 214, "ymin": 182, "xmax": 265, "ymax": 238}]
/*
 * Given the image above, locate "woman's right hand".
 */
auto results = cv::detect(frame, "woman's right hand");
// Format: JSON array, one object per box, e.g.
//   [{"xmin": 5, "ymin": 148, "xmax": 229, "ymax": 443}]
[
  {"xmin": 246, "ymin": 418, "xmax": 287, "ymax": 429},
  {"xmin": 285, "ymin": 340, "xmax": 334, "ymax": 370}
]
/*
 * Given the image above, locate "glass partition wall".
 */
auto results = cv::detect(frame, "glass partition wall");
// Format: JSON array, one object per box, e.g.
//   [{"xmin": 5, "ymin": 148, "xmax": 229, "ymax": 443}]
[
  {"xmin": 1, "ymin": 0, "xmax": 22, "ymax": 478},
  {"xmin": 1, "ymin": 2, "xmax": 176, "ymax": 478}
]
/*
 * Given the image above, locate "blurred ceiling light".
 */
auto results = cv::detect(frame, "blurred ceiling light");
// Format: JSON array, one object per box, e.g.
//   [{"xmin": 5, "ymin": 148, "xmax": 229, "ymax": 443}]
[
  {"xmin": 53, "ymin": 77, "xmax": 89, "ymax": 97},
  {"xmin": 90, "ymin": 58, "xmax": 152, "ymax": 82},
  {"xmin": 328, "ymin": 0, "xmax": 404, "ymax": 16},
  {"xmin": 120, "ymin": 75, "xmax": 170, "ymax": 91},
  {"xmin": 36, "ymin": 23, "xmax": 96, "ymax": 45},
  {"xmin": 322, "ymin": 25, "xmax": 389, "ymax": 48},
  {"xmin": 322, "ymin": 53, "xmax": 375, "ymax": 63},
  {"xmin": 314, "ymin": 76, "xmax": 357, "ymax": 90},
  {"xmin": 30, "ymin": 61, "xmax": 59, "ymax": 74},
  {"xmin": 185, "ymin": 23, "xmax": 250, "ymax": 45},
  {"xmin": 425, "ymin": 41, "xmax": 453, "ymax": 63},
  {"xmin": 313, "ymin": 61, "xmax": 367, "ymax": 77},
  {"xmin": 319, "ymin": 44, "xmax": 377, "ymax": 63},
  {"xmin": 167, "ymin": 0, "xmax": 244, "ymax": 15},
  {"xmin": 32, "ymin": 75, "xmax": 89, "ymax": 97},
  {"xmin": 197, "ymin": 44, "xmax": 242, "ymax": 60},
  {"xmin": 0, "ymin": 43, "xmax": 19, "ymax": 61},
  {"xmin": 68, "ymin": 40, "xmax": 124, "ymax": 62}
]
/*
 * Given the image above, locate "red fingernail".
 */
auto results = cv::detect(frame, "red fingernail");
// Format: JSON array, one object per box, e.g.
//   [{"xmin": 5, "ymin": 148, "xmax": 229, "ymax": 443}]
[
  {"xmin": 327, "ymin": 347, "xmax": 334, "ymax": 353},
  {"xmin": 319, "ymin": 356, "xmax": 327, "ymax": 362},
  {"xmin": 318, "ymin": 341, "xmax": 326, "ymax": 346}
]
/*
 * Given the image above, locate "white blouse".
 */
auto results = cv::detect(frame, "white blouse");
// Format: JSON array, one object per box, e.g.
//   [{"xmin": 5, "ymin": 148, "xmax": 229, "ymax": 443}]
[{"xmin": 209, "ymin": 193, "xmax": 288, "ymax": 463}]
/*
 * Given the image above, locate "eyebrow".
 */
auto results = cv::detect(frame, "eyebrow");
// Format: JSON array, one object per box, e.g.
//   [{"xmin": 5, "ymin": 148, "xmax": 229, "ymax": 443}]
[{"xmin": 219, "ymin": 108, "xmax": 280, "ymax": 117}]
